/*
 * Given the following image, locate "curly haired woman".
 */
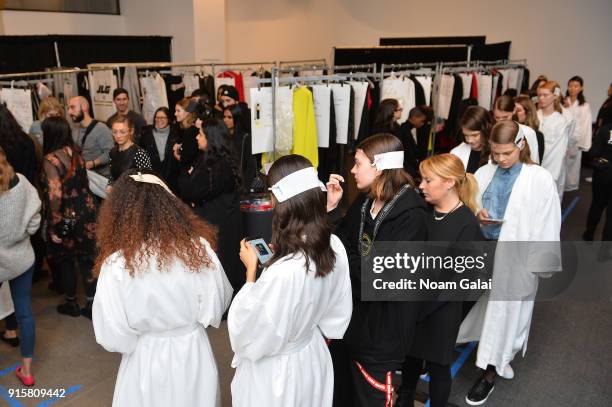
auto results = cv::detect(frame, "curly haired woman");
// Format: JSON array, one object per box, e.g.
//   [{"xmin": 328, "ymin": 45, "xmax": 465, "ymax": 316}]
[{"xmin": 92, "ymin": 169, "xmax": 233, "ymax": 407}]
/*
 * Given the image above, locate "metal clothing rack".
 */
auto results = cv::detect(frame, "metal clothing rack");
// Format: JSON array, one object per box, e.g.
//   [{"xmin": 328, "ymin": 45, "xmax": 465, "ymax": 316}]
[
  {"xmin": 278, "ymin": 59, "xmax": 326, "ymax": 67},
  {"xmin": 331, "ymin": 63, "xmax": 377, "ymax": 74}
]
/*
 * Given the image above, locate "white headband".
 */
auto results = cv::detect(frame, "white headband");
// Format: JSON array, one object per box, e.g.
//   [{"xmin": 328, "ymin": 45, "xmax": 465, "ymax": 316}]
[
  {"xmin": 514, "ymin": 123, "xmax": 526, "ymax": 150},
  {"xmin": 129, "ymin": 172, "xmax": 174, "ymax": 195},
  {"xmin": 371, "ymin": 151, "xmax": 404, "ymax": 170},
  {"xmin": 268, "ymin": 167, "xmax": 326, "ymax": 202},
  {"xmin": 553, "ymin": 87, "xmax": 562, "ymax": 97}
]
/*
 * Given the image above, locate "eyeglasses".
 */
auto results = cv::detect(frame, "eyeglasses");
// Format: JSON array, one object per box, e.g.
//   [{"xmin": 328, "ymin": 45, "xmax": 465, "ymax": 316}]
[
  {"xmin": 395, "ymin": 108, "xmax": 403, "ymax": 112},
  {"xmin": 155, "ymin": 116, "xmax": 168, "ymax": 121}
]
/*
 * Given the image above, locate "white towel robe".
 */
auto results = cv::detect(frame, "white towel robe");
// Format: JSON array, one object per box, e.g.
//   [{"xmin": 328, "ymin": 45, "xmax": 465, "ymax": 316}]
[
  {"xmin": 457, "ymin": 163, "xmax": 561, "ymax": 378},
  {"xmin": 93, "ymin": 239, "xmax": 233, "ymax": 407},
  {"xmin": 228, "ymin": 235, "xmax": 352, "ymax": 407},
  {"xmin": 450, "ymin": 142, "xmax": 472, "ymax": 171},
  {"xmin": 565, "ymin": 101, "xmax": 592, "ymax": 191},
  {"xmin": 538, "ymin": 110, "xmax": 570, "ymax": 201}
]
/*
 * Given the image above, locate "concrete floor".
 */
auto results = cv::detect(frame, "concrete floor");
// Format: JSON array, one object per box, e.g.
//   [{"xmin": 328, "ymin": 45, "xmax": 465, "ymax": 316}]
[{"xmin": 0, "ymin": 169, "xmax": 610, "ymax": 406}]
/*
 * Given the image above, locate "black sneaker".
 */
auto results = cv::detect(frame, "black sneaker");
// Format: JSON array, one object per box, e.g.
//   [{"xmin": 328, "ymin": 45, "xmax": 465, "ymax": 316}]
[
  {"xmin": 57, "ymin": 300, "xmax": 81, "ymax": 317},
  {"xmin": 81, "ymin": 301, "xmax": 93, "ymax": 320},
  {"xmin": 466, "ymin": 376, "xmax": 494, "ymax": 406}
]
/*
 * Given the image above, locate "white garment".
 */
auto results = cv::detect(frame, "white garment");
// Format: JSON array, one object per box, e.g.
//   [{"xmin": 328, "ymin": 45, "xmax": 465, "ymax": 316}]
[
  {"xmin": 476, "ymin": 74, "xmax": 493, "ymax": 110},
  {"xmin": 434, "ymin": 74, "xmax": 455, "ymax": 120},
  {"xmin": 538, "ymin": 111, "xmax": 570, "ymax": 201},
  {"xmin": 250, "ymin": 87, "xmax": 274, "ymax": 154},
  {"xmin": 382, "ymin": 76, "xmax": 415, "ymax": 123},
  {"xmin": 497, "ymin": 69, "xmax": 511, "ymax": 94},
  {"xmin": 0, "ymin": 88, "xmax": 33, "ymax": 132},
  {"xmin": 350, "ymin": 81, "xmax": 369, "ymax": 139},
  {"xmin": 450, "ymin": 142, "xmax": 472, "ymax": 171},
  {"xmin": 140, "ymin": 74, "xmax": 169, "ymax": 125},
  {"xmin": 275, "ymin": 86, "xmax": 294, "ymax": 152},
  {"xmin": 507, "ymin": 69, "xmax": 521, "ymax": 93},
  {"xmin": 519, "ymin": 123, "xmax": 541, "ymax": 165},
  {"xmin": 565, "ymin": 101, "xmax": 593, "ymax": 191},
  {"xmin": 242, "ymin": 75, "xmax": 260, "ymax": 107},
  {"xmin": 93, "ymin": 239, "xmax": 233, "ymax": 407},
  {"xmin": 121, "ymin": 67, "xmax": 142, "ymax": 115},
  {"xmin": 312, "ymin": 85, "xmax": 331, "ymax": 148},
  {"xmin": 331, "ymin": 84, "xmax": 351, "ymax": 144},
  {"xmin": 491, "ymin": 74, "xmax": 500, "ymax": 107},
  {"xmin": 459, "ymin": 74, "xmax": 472, "ymax": 101},
  {"xmin": 415, "ymin": 75, "xmax": 433, "ymax": 106},
  {"xmin": 88, "ymin": 70, "xmax": 118, "ymax": 121},
  {"xmin": 458, "ymin": 163, "xmax": 561, "ymax": 378},
  {"xmin": 182, "ymin": 74, "xmax": 201, "ymax": 99},
  {"xmin": 228, "ymin": 235, "xmax": 353, "ymax": 407}
]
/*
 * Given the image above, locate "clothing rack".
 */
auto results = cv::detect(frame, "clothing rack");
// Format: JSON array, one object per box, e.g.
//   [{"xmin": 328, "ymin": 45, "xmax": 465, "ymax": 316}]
[
  {"xmin": 278, "ymin": 59, "xmax": 326, "ymax": 67},
  {"xmin": 331, "ymin": 64, "xmax": 377, "ymax": 73},
  {"xmin": 0, "ymin": 66, "xmax": 118, "ymax": 81},
  {"xmin": 0, "ymin": 78, "xmax": 54, "ymax": 87}
]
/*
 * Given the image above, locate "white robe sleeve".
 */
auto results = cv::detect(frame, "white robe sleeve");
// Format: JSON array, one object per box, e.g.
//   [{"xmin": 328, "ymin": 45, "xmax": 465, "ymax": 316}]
[
  {"xmin": 92, "ymin": 257, "xmax": 139, "ymax": 355},
  {"xmin": 196, "ymin": 241, "xmax": 233, "ymax": 328},
  {"xmin": 317, "ymin": 238, "xmax": 352, "ymax": 340}
]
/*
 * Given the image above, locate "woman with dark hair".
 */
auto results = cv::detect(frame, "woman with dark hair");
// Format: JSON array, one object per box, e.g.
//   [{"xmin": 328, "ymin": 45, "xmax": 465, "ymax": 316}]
[
  {"xmin": 40, "ymin": 117, "xmax": 98, "ymax": 318},
  {"xmin": 371, "ymin": 98, "xmax": 402, "ymax": 136},
  {"xmin": 177, "ymin": 118, "xmax": 245, "ymax": 291},
  {"xmin": 0, "ymin": 104, "xmax": 36, "ymax": 184},
  {"xmin": 595, "ymin": 82, "xmax": 612, "ymax": 132},
  {"xmin": 228, "ymin": 154, "xmax": 352, "ymax": 406},
  {"xmin": 459, "ymin": 121, "xmax": 561, "ymax": 405},
  {"xmin": 172, "ymin": 97, "xmax": 200, "ymax": 169},
  {"xmin": 326, "ymin": 133, "xmax": 428, "ymax": 406},
  {"xmin": 0, "ymin": 146, "xmax": 40, "ymax": 386},
  {"xmin": 451, "ymin": 106, "xmax": 493, "ymax": 173},
  {"xmin": 108, "ymin": 116, "xmax": 152, "ymax": 187},
  {"xmin": 564, "ymin": 76, "xmax": 593, "ymax": 191},
  {"xmin": 139, "ymin": 107, "xmax": 179, "ymax": 190},
  {"xmin": 493, "ymin": 95, "xmax": 542, "ymax": 164},
  {"xmin": 223, "ymin": 103, "xmax": 258, "ymax": 189},
  {"xmin": 93, "ymin": 169, "xmax": 232, "ymax": 407}
]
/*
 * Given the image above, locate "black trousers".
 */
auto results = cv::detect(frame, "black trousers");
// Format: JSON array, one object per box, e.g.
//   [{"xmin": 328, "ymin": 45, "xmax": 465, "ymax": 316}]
[
  {"xmin": 585, "ymin": 173, "xmax": 612, "ymax": 240},
  {"xmin": 399, "ymin": 357, "xmax": 451, "ymax": 407},
  {"xmin": 350, "ymin": 361, "xmax": 401, "ymax": 406},
  {"xmin": 58, "ymin": 255, "xmax": 96, "ymax": 300}
]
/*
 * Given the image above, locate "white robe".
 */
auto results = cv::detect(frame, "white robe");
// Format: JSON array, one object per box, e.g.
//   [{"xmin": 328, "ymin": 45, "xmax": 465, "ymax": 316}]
[
  {"xmin": 93, "ymin": 239, "xmax": 233, "ymax": 407},
  {"xmin": 538, "ymin": 110, "xmax": 570, "ymax": 201},
  {"xmin": 457, "ymin": 163, "xmax": 561, "ymax": 378},
  {"xmin": 450, "ymin": 142, "xmax": 472, "ymax": 171},
  {"xmin": 565, "ymin": 101, "xmax": 593, "ymax": 191},
  {"xmin": 228, "ymin": 235, "xmax": 352, "ymax": 407},
  {"xmin": 519, "ymin": 123, "xmax": 541, "ymax": 165}
]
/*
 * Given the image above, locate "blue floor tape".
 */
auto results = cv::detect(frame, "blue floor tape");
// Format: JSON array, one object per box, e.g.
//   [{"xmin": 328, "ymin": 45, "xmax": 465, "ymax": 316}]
[
  {"xmin": 562, "ymin": 197, "xmax": 580, "ymax": 223},
  {"xmin": 36, "ymin": 385, "xmax": 82, "ymax": 407}
]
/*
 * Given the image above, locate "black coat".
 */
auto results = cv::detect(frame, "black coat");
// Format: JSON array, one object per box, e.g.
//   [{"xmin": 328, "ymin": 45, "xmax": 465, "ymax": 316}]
[
  {"xmin": 139, "ymin": 125, "xmax": 180, "ymax": 191},
  {"xmin": 330, "ymin": 188, "xmax": 428, "ymax": 370},
  {"xmin": 177, "ymin": 156, "xmax": 245, "ymax": 290},
  {"xmin": 398, "ymin": 121, "xmax": 421, "ymax": 181}
]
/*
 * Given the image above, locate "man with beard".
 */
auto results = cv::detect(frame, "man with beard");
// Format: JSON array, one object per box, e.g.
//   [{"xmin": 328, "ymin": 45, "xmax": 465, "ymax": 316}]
[{"xmin": 68, "ymin": 96, "xmax": 114, "ymax": 177}]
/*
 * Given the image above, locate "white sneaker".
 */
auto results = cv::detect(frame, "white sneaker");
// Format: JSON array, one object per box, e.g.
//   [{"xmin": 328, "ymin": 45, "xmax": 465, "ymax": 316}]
[{"xmin": 502, "ymin": 364, "xmax": 514, "ymax": 379}]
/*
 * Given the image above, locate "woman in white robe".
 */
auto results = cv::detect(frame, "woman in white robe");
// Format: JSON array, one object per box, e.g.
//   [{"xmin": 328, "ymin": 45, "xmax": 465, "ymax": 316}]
[
  {"xmin": 451, "ymin": 106, "xmax": 493, "ymax": 173},
  {"xmin": 228, "ymin": 155, "xmax": 352, "ymax": 407},
  {"xmin": 92, "ymin": 170, "xmax": 233, "ymax": 407},
  {"xmin": 564, "ymin": 76, "xmax": 593, "ymax": 191},
  {"xmin": 537, "ymin": 80, "xmax": 571, "ymax": 202},
  {"xmin": 458, "ymin": 121, "xmax": 561, "ymax": 406}
]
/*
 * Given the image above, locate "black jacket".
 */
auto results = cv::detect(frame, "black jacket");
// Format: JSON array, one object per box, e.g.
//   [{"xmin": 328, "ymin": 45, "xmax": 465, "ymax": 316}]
[
  {"xmin": 139, "ymin": 125, "xmax": 180, "ymax": 191},
  {"xmin": 329, "ymin": 188, "xmax": 428, "ymax": 370}
]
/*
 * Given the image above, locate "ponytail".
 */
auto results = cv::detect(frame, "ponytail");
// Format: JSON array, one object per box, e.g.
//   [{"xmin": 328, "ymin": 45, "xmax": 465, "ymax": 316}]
[{"xmin": 458, "ymin": 173, "xmax": 479, "ymax": 214}]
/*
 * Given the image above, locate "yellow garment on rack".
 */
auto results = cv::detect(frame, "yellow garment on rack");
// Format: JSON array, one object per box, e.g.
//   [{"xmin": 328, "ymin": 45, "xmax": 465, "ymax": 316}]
[{"xmin": 292, "ymin": 86, "xmax": 318, "ymax": 168}]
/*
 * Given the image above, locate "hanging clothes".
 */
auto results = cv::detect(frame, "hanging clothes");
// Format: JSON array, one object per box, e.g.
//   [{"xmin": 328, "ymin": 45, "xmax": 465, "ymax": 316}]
[
  {"xmin": 249, "ymin": 87, "xmax": 274, "ymax": 155},
  {"xmin": 217, "ymin": 71, "xmax": 245, "ymax": 101},
  {"xmin": 381, "ymin": 75, "xmax": 414, "ymax": 123},
  {"xmin": 88, "ymin": 70, "xmax": 119, "ymax": 121},
  {"xmin": 200, "ymin": 75, "xmax": 216, "ymax": 101},
  {"xmin": 350, "ymin": 81, "xmax": 369, "ymax": 141},
  {"xmin": 0, "ymin": 87, "xmax": 34, "ymax": 132},
  {"xmin": 292, "ymin": 86, "xmax": 318, "ymax": 168},
  {"xmin": 414, "ymin": 76, "xmax": 433, "ymax": 106},
  {"xmin": 476, "ymin": 74, "xmax": 493, "ymax": 110},
  {"xmin": 242, "ymin": 75, "xmax": 260, "ymax": 106},
  {"xmin": 433, "ymin": 74, "xmax": 455, "ymax": 120},
  {"xmin": 275, "ymin": 86, "xmax": 294, "ymax": 153},
  {"xmin": 355, "ymin": 85, "xmax": 372, "ymax": 146},
  {"xmin": 470, "ymin": 73, "xmax": 479, "ymax": 100},
  {"xmin": 458, "ymin": 74, "xmax": 472, "ymax": 102},
  {"xmin": 121, "ymin": 67, "xmax": 142, "ymax": 115},
  {"xmin": 182, "ymin": 73, "xmax": 201, "ymax": 98},
  {"xmin": 163, "ymin": 74, "xmax": 185, "ymax": 115},
  {"xmin": 330, "ymin": 84, "xmax": 352, "ymax": 145},
  {"xmin": 446, "ymin": 74, "xmax": 464, "ymax": 140},
  {"xmin": 312, "ymin": 84, "xmax": 332, "ymax": 148},
  {"xmin": 317, "ymin": 89, "xmax": 338, "ymax": 182},
  {"xmin": 140, "ymin": 73, "xmax": 169, "ymax": 126},
  {"xmin": 52, "ymin": 72, "xmax": 78, "ymax": 112},
  {"xmin": 409, "ymin": 76, "xmax": 426, "ymax": 107}
]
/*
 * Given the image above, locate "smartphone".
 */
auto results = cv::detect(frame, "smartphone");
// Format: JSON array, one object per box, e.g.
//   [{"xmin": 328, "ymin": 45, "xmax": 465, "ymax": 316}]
[
  {"xmin": 246, "ymin": 236, "xmax": 274, "ymax": 264},
  {"xmin": 484, "ymin": 218, "xmax": 505, "ymax": 224}
]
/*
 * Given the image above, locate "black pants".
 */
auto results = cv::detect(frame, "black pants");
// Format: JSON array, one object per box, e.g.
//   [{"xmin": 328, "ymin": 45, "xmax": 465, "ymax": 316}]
[
  {"xmin": 400, "ymin": 357, "xmax": 451, "ymax": 407},
  {"xmin": 585, "ymin": 173, "xmax": 612, "ymax": 240},
  {"xmin": 58, "ymin": 255, "xmax": 96, "ymax": 301},
  {"xmin": 350, "ymin": 361, "xmax": 401, "ymax": 406}
]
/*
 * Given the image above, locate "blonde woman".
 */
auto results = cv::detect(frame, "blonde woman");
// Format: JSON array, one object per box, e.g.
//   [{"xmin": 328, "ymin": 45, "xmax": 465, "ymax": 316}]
[
  {"xmin": 514, "ymin": 95, "xmax": 545, "ymax": 163},
  {"xmin": 29, "ymin": 97, "xmax": 64, "ymax": 147}
]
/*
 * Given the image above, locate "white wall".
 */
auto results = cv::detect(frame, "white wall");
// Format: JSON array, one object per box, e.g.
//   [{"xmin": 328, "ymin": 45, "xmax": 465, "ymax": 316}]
[{"xmin": 226, "ymin": 0, "xmax": 612, "ymax": 113}]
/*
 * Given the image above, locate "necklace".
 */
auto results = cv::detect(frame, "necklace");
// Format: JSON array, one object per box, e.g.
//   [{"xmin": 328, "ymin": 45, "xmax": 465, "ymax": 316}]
[{"xmin": 433, "ymin": 200, "xmax": 462, "ymax": 221}]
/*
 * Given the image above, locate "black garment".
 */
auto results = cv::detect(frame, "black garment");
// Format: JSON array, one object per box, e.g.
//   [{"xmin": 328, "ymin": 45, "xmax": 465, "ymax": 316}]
[
  {"xmin": 106, "ymin": 111, "xmax": 147, "ymax": 144},
  {"xmin": 59, "ymin": 255, "xmax": 96, "ymax": 300},
  {"xmin": 350, "ymin": 361, "xmax": 401, "ymax": 406},
  {"xmin": 596, "ymin": 97, "xmax": 612, "ymax": 131},
  {"xmin": 466, "ymin": 149, "xmax": 482, "ymax": 174},
  {"xmin": 410, "ymin": 75, "xmax": 426, "ymax": 106},
  {"xmin": 585, "ymin": 123, "xmax": 612, "ymax": 240},
  {"xmin": 177, "ymin": 156, "xmax": 245, "ymax": 290},
  {"xmin": 108, "ymin": 143, "xmax": 152, "ymax": 183},
  {"xmin": 398, "ymin": 121, "xmax": 421, "ymax": 180},
  {"xmin": 175, "ymin": 125, "xmax": 200, "ymax": 169},
  {"xmin": 329, "ymin": 189, "xmax": 428, "ymax": 371},
  {"xmin": 318, "ymin": 91, "xmax": 340, "ymax": 184},
  {"xmin": 233, "ymin": 130, "xmax": 257, "ymax": 190},
  {"xmin": 139, "ymin": 125, "xmax": 180, "ymax": 191},
  {"xmin": 199, "ymin": 75, "xmax": 216, "ymax": 101},
  {"xmin": 400, "ymin": 358, "xmax": 451, "ymax": 407},
  {"xmin": 355, "ymin": 85, "xmax": 372, "ymax": 145},
  {"xmin": 416, "ymin": 122, "xmax": 431, "ymax": 162},
  {"xmin": 0, "ymin": 132, "xmax": 36, "ymax": 184},
  {"xmin": 446, "ymin": 74, "xmax": 465, "ymax": 141},
  {"xmin": 535, "ymin": 130, "xmax": 545, "ymax": 164},
  {"xmin": 521, "ymin": 68, "xmax": 530, "ymax": 93},
  {"xmin": 163, "ymin": 74, "xmax": 185, "ymax": 114}
]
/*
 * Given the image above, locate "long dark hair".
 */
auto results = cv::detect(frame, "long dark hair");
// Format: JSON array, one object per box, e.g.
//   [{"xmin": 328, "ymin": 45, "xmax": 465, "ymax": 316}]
[
  {"xmin": 199, "ymin": 118, "xmax": 243, "ymax": 190},
  {"xmin": 225, "ymin": 103, "xmax": 251, "ymax": 137},
  {"xmin": 266, "ymin": 155, "xmax": 336, "ymax": 277},
  {"xmin": 0, "ymin": 104, "xmax": 29, "ymax": 157},
  {"xmin": 459, "ymin": 106, "xmax": 492, "ymax": 167},
  {"xmin": 566, "ymin": 75, "xmax": 586, "ymax": 106},
  {"xmin": 374, "ymin": 99, "xmax": 400, "ymax": 130},
  {"xmin": 41, "ymin": 117, "xmax": 77, "ymax": 156}
]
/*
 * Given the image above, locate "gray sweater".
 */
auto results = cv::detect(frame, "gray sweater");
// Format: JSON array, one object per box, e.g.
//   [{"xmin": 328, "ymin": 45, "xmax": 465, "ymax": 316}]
[
  {"xmin": 74, "ymin": 121, "xmax": 114, "ymax": 177},
  {"xmin": 0, "ymin": 174, "xmax": 41, "ymax": 282}
]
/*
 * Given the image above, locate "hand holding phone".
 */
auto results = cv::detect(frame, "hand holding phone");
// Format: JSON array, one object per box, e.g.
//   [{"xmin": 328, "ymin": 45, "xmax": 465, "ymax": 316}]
[{"xmin": 246, "ymin": 236, "xmax": 274, "ymax": 264}]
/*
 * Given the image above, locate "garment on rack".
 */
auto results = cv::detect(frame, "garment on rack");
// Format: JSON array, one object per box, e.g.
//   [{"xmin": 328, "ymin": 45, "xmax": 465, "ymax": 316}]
[
  {"xmin": 381, "ymin": 76, "xmax": 414, "ymax": 123},
  {"xmin": 368, "ymin": 81, "xmax": 380, "ymax": 130},
  {"xmin": 459, "ymin": 74, "xmax": 472, "ymax": 100},
  {"xmin": 409, "ymin": 76, "xmax": 426, "ymax": 107},
  {"xmin": 434, "ymin": 74, "xmax": 455, "ymax": 120},
  {"xmin": 521, "ymin": 68, "xmax": 530, "ymax": 93},
  {"xmin": 491, "ymin": 73, "xmax": 500, "ymax": 107},
  {"xmin": 214, "ymin": 77, "xmax": 235, "ymax": 99},
  {"xmin": 507, "ymin": 69, "xmax": 521, "ymax": 93},
  {"xmin": 476, "ymin": 73, "xmax": 493, "ymax": 110},
  {"xmin": 470, "ymin": 73, "xmax": 479, "ymax": 100},
  {"xmin": 350, "ymin": 81, "xmax": 369, "ymax": 140},
  {"xmin": 140, "ymin": 73, "xmax": 169, "ymax": 125},
  {"xmin": 242, "ymin": 75, "xmax": 260, "ymax": 106},
  {"xmin": 312, "ymin": 84, "xmax": 331, "ymax": 148},
  {"xmin": 355, "ymin": 85, "xmax": 372, "ymax": 146},
  {"xmin": 122, "ymin": 67, "xmax": 142, "ymax": 115},
  {"xmin": 0, "ymin": 87, "xmax": 34, "ymax": 132},
  {"xmin": 36, "ymin": 82, "xmax": 52, "ymax": 100},
  {"xmin": 217, "ymin": 71, "xmax": 244, "ymax": 101},
  {"xmin": 163, "ymin": 74, "xmax": 185, "ymax": 116},
  {"xmin": 446, "ymin": 75, "xmax": 464, "ymax": 141},
  {"xmin": 249, "ymin": 87, "xmax": 274, "ymax": 154},
  {"xmin": 317, "ymin": 90, "xmax": 337, "ymax": 183},
  {"xmin": 292, "ymin": 86, "xmax": 318, "ymax": 168},
  {"xmin": 414, "ymin": 76, "xmax": 433, "ymax": 106},
  {"xmin": 182, "ymin": 74, "xmax": 201, "ymax": 98},
  {"xmin": 331, "ymin": 84, "xmax": 352, "ymax": 144},
  {"xmin": 52, "ymin": 72, "xmax": 78, "ymax": 111},
  {"xmin": 200, "ymin": 75, "xmax": 216, "ymax": 100},
  {"xmin": 76, "ymin": 72, "xmax": 93, "ymax": 113},
  {"xmin": 88, "ymin": 70, "xmax": 118, "ymax": 121},
  {"xmin": 275, "ymin": 86, "xmax": 294, "ymax": 153}
]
